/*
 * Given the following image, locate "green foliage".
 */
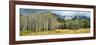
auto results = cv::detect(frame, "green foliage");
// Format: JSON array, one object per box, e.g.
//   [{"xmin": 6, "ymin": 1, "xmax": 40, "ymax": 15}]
[{"xmin": 64, "ymin": 19, "xmax": 90, "ymax": 29}]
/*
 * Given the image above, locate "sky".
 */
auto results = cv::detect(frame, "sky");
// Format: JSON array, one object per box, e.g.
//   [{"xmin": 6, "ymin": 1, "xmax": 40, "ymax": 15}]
[{"xmin": 20, "ymin": 8, "xmax": 90, "ymax": 17}]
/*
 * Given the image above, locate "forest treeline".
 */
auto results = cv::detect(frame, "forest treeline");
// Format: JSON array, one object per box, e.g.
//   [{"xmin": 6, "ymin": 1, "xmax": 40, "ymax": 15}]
[{"xmin": 20, "ymin": 11, "xmax": 90, "ymax": 32}]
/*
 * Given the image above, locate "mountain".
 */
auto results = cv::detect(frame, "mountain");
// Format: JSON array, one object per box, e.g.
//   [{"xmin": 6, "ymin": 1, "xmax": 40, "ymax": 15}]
[
  {"xmin": 52, "ymin": 13, "xmax": 65, "ymax": 22},
  {"xmin": 52, "ymin": 12, "xmax": 90, "ymax": 20},
  {"xmin": 64, "ymin": 15, "xmax": 75, "ymax": 20},
  {"xmin": 72, "ymin": 15, "xmax": 90, "ymax": 21},
  {"xmin": 21, "ymin": 10, "xmax": 90, "ymax": 21},
  {"xmin": 50, "ymin": 11, "xmax": 90, "ymax": 20}
]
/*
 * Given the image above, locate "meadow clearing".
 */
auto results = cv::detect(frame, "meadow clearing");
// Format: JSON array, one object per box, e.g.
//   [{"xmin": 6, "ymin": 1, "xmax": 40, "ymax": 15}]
[{"xmin": 20, "ymin": 28, "xmax": 90, "ymax": 36}]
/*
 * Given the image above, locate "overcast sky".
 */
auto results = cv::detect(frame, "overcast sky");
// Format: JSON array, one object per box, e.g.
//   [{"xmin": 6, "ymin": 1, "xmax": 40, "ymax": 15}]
[{"xmin": 20, "ymin": 8, "xmax": 90, "ymax": 17}]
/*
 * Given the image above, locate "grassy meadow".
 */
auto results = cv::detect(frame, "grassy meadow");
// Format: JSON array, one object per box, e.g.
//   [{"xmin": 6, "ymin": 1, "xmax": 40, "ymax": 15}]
[{"xmin": 20, "ymin": 28, "xmax": 90, "ymax": 36}]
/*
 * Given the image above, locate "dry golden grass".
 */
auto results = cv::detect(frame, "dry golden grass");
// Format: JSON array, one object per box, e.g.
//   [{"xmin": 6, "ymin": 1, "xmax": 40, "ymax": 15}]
[{"xmin": 20, "ymin": 28, "xmax": 90, "ymax": 36}]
